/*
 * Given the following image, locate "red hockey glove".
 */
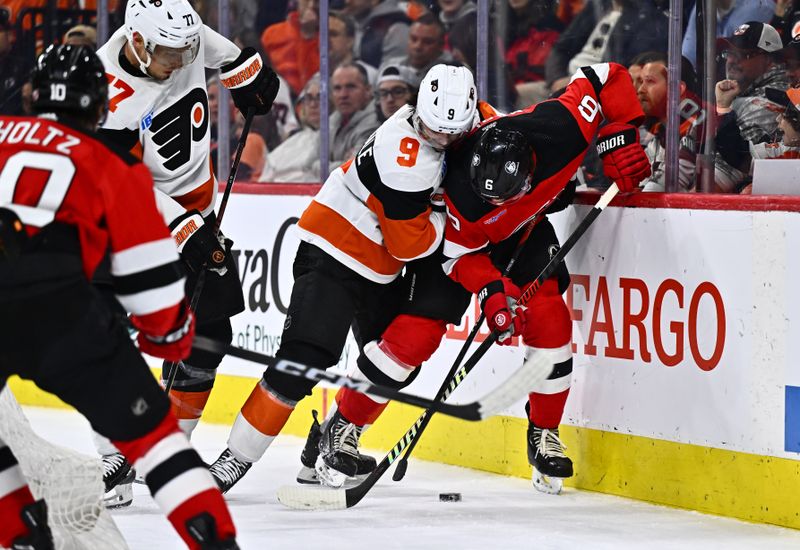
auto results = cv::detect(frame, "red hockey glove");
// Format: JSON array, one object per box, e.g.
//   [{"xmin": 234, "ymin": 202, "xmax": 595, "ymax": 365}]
[
  {"xmin": 220, "ymin": 47, "xmax": 279, "ymax": 116},
  {"xmin": 596, "ymin": 122, "xmax": 651, "ymax": 192},
  {"xmin": 478, "ymin": 278, "xmax": 525, "ymax": 346},
  {"xmin": 133, "ymin": 302, "xmax": 195, "ymax": 362}
]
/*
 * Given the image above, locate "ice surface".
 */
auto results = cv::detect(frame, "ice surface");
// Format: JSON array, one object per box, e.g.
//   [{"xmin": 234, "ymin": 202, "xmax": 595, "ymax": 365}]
[{"xmin": 21, "ymin": 406, "xmax": 800, "ymax": 550}]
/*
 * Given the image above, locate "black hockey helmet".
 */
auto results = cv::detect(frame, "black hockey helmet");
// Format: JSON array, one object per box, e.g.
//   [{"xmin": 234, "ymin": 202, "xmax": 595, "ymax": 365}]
[
  {"xmin": 31, "ymin": 44, "xmax": 108, "ymax": 121},
  {"xmin": 469, "ymin": 125, "xmax": 534, "ymax": 205}
]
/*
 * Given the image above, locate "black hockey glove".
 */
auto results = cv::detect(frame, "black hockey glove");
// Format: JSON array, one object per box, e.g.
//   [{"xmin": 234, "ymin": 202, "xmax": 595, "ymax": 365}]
[
  {"xmin": 169, "ymin": 210, "xmax": 227, "ymax": 275},
  {"xmin": 220, "ymin": 47, "xmax": 280, "ymax": 116}
]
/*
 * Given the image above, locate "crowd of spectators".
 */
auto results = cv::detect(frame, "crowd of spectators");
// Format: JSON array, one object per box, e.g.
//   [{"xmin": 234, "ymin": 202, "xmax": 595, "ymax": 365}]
[{"xmin": 6, "ymin": 0, "xmax": 800, "ymax": 194}]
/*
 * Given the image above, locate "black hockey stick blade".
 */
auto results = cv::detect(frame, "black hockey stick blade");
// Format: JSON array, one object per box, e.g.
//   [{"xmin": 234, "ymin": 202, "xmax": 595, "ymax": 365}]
[{"xmin": 192, "ymin": 335, "xmax": 549, "ymax": 423}]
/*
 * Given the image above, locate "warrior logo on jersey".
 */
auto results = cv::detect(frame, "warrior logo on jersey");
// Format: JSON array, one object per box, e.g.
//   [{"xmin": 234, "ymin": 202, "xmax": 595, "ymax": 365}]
[{"xmin": 149, "ymin": 87, "xmax": 209, "ymax": 171}]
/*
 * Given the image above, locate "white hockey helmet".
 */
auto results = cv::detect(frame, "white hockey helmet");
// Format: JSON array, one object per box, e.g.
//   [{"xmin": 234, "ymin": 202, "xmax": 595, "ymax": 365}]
[
  {"xmin": 124, "ymin": 0, "xmax": 202, "ymax": 71},
  {"xmin": 416, "ymin": 64, "xmax": 477, "ymax": 135}
]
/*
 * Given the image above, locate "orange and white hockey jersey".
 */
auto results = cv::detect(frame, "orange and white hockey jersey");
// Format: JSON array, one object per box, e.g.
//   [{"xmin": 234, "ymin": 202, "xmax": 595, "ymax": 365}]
[
  {"xmin": 295, "ymin": 104, "xmax": 447, "ymax": 283},
  {"xmin": 96, "ymin": 25, "xmax": 240, "ymax": 221}
]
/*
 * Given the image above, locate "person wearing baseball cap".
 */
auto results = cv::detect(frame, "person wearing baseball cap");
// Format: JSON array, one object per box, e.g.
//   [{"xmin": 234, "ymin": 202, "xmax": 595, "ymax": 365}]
[
  {"xmin": 375, "ymin": 63, "xmax": 419, "ymax": 121},
  {"xmin": 714, "ymin": 21, "xmax": 791, "ymax": 192}
]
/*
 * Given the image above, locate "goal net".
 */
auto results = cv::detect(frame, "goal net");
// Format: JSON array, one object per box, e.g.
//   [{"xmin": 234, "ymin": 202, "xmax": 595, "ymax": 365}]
[{"xmin": 0, "ymin": 386, "xmax": 128, "ymax": 550}]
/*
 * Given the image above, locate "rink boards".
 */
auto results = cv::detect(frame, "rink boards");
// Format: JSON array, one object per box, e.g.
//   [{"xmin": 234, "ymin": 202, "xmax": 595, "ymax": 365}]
[{"xmin": 11, "ymin": 186, "xmax": 800, "ymax": 529}]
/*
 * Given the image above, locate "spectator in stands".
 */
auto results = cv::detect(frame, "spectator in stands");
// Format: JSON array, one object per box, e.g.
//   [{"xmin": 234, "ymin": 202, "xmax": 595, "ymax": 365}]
[
  {"xmin": 770, "ymin": 0, "xmax": 799, "ymax": 41},
  {"xmin": 63, "ymin": 24, "xmax": 96, "ymax": 49},
  {"xmin": 0, "ymin": 7, "xmax": 25, "ymax": 116},
  {"xmin": 259, "ymin": 76, "xmax": 322, "ymax": 183},
  {"xmin": 331, "ymin": 11, "xmax": 357, "ymax": 68},
  {"xmin": 438, "ymin": 0, "xmax": 476, "ymax": 32},
  {"xmin": 207, "ymin": 75, "xmax": 269, "ymax": 180},
  {"xmin": 714, "ymin": 21, "xmax": 789, "ymax": 192},
  {"xmin": 375, "ymin": 63, "xmax": 419, "ymax": 121},
  {"xmin": 448, "ymin": 14, "xmax": 516, "ymax": 109},
  {"xmin": 330, "ymin": 62, "xmax": 380, "ymax": 166},
  {"xmin": 627, "ymin": 50, "xmax": 669, "ymax": 91},
  {"xmin": 742, "ymin": 86, "xmax": 800, "ymax": 193},
  {"xmin": 261, "ymin": 0, "xmax": 320, "ymax": 95},
  {"xmin": 345, "ymin": 0, "xmax": 410, "ymax": 69},
  {"xmin": 781, "ymin": 35, "xmax": 800, "ymax": 85},
  {"xmin": 682, "ymin": 0, "xmax": 776, "ymax": 67},
  {"xmin": 387, "ymin": 13, "xmax": 452, "ymax": 81},
  {"xmin": 545, "ymin": 0, "xmax": 669, "ymax": 94},
  {"xmin": 635, "ymin": 53, "xmax": 704, "ymax": 192},
  {"xmin": 505, "ymin": 0, "xmax": 565, "ymax": 107},
  {"xmin": 329, "ymin": 11, "xmax": 378, "ymax": 84}
]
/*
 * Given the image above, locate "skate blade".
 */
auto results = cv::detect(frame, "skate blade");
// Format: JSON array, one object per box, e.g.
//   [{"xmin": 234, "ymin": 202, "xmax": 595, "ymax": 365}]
[
  {"xmin": 532, "ymin": 468, "xmax": 563, "ymax": 495},
  {"xmin": 297, "ymin": 465, "xmax": 369, "ymax": 488},
  {"xmin": 276, "ymin": 485, "xmax": 347, "ymax": 511},
  {"xmin": 104, "ymin": 483, "xmax": 134, "ymax": 509},
  {"xmin": 314, "ymin": 456, "xmax": 349, "ymax": 489}
]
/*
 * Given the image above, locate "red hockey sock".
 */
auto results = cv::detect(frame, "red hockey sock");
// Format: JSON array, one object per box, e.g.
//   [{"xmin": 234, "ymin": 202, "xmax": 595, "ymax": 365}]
[
  {"xmin": 113, "ymin": 414, "xmax": 236, "ymax": 549},
  {"xmin": 335, "ymin": 387, "xmax": 389, "ymax": 426},
  {"xmin": 0, "ymin": 486, "xmax": 36, "ymax": 547},
  {"xmin": 528, "ymin": 388, "xmax": 570, "ymax": 429}
]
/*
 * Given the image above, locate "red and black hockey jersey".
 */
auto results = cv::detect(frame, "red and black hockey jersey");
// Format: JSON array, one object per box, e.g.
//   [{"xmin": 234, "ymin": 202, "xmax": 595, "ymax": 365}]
[
  {"xmin": 0, "ymin": 116, "xmax": 186, "ymax": 337},
  {"xmin": 442, "ymin": 63, "xmax": 644, "ymax": 293}
]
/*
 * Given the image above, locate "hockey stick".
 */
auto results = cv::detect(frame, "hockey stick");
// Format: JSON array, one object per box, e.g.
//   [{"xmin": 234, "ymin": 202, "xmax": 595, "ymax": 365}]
[
  {"xmin": 275, "ymin": 183, "xmax": 619, "ymax": 510},
  {"xmin": 191, "ymin": 335, "xmax": 549, "ymax": 422},
  {"xmin": 164, "ymin": 107, "xmax": 257, "ymax": 393},
  {"xmin": 391, "ymin": 218, "xmax": 538, "ymax": 482}
]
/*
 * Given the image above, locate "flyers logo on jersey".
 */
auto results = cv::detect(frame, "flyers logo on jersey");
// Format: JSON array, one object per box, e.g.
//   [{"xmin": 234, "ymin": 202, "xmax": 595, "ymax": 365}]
[{"xmin": 149, "ymin": 88, "xmax": 209, "ymax": 171}]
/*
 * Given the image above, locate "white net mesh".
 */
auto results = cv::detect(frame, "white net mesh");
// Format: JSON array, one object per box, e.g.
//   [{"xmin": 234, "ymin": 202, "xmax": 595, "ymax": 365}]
[{"xmin": 0, "ymin": 387, "xmax": 129, "ymax": 550}]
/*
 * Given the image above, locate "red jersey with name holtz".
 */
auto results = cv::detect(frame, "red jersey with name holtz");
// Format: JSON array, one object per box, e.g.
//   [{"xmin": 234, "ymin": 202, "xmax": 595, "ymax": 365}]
[
  {"xmin": 0, "ymin": 116, "xmax": 186, "ymax": 337},
  {"xmin": 442, "ymin": 62, "xmax": 644, "ymax": 293}
]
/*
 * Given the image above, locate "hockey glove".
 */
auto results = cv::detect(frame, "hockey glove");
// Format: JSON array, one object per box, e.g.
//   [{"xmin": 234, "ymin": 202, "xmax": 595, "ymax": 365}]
[
  {"xmin": 133, "ymin": 301, "xmax": 195, "ymax": 362},
  {"xmin": 596, "ymin": 122, "xmax": 651, "ymax": 192},
  {"xmin": 170, "ymin": 210, "xmax": 227, "ymax": 275},
  {"xmin": 479, "ymin": 278, "xmax": 525, "ymax": 345},
  {"xmin": 220, "ymin": 47, "xmax": 280, "ymax": 116}
]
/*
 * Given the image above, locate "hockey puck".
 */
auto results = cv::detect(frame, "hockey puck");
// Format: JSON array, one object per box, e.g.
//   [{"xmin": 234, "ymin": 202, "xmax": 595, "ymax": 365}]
[{"xmin": 439, "ymin": 492, "xmax": 462, "ymax": 502}]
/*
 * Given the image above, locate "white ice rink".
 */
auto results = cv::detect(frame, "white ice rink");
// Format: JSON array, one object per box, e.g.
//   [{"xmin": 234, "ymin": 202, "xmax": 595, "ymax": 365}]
[{"xmin": 21, "ymin": 406, "xmax": 800, "ymax": 550}]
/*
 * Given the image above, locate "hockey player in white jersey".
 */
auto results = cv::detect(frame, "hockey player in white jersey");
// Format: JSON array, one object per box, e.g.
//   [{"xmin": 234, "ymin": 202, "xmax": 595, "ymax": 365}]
[
  {"xmin": 94, "ymin": 0, "xmax": 279, "ymax": 506},
  {"xmin": 208, "ymin": 65, "xmax": 486, "ymax": 493}
]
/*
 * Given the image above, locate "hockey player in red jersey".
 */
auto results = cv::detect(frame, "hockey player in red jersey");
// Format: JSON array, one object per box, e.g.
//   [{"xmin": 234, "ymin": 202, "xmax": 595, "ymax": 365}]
[
  {"xmin": 0, "ymin": 45, "xmax": 238, "ymax": 549},
  {"xmin": 93, "ymin": 0, "xmax": 279, "ymax": 504},
  {"xmin": 207, "ymin": 64, "xmax": 485, "ymax": 492},
  {"xmin": 316, "ymin": 62, "xmax": 651, "ymax": 493}
]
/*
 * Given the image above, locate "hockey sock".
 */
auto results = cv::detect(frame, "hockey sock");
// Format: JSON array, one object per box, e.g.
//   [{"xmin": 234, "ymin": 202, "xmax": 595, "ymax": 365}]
[
  {"xmin": 168, "ymin": 389, "xmax": 212, "ymax": 436},
  {"xmin": 0, "ymin": 445, "xmax": 37, "ymax": 547},
  {"xmin": 228, "ymin": 380, "xmax": 296, "ymax": 463},
  {"xmin": 335, "ymin": 387, "xmax": 388, "ymax": 427},
  {"xmin": 381, "ymin": 315, "xmax": 448, "ymax": 367},
  {"xmin": 528, "ymin": 388, "xmax": 570, "ymax": 429},
  {"xmin": 112, "ymin": 414, "xmax": 235, "ymax": 549}
]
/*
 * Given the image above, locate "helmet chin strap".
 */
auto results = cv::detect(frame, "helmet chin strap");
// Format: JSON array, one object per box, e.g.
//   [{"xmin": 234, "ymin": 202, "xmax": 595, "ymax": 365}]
[{"xmin": 128, "ymin": 41, "xmax": 153, "ymax": 76}]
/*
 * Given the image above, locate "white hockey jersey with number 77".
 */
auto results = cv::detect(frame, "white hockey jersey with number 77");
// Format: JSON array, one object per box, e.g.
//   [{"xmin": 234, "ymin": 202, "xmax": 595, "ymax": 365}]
[{"xmin": 96, "ymin": 25, "xmax": 240, "ymax": 219}]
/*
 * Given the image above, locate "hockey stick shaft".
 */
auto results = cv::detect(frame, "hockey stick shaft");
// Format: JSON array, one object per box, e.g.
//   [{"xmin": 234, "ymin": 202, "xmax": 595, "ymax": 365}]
[
  {"xmin": 192, "ymin": 335, "xmax": 507, "ymax": 421},
  {"xmin": 164, "ymin": 107, "xmax": 256, "ymax": 393},
  {"xmin": 391, "ymin": 218, "xmax": 538, "ymax": 481},
  {"xmin": 322, "ymin": 183, "xmax": 619, "ymax": 509}
]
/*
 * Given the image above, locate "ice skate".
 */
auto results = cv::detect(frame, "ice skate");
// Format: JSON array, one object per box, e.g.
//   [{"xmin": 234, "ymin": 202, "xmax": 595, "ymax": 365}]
[
  {"xmin": 527, "ymin": 423, "xmax": 573, "ymax": 495},
  {"xmin": 102, "ymin": 452, "xmax": 135, "ymax": 508},
  {"xmin": 185, "ymin": 512, "xmax": 239, "ymax": 549},
  {"xmin": 314, "ymin": 410, "xmax": 368, "ymax": 488},
  {"xmin": 298, "ymin": 410, "xmax": 376, "ymax": 485},
  {"xmin": 11, "ymin": 499, "xmax": 54, "ymax": 550},
  {"xmin": 209, "ymin": 449, "xmax": 252, "ymax": 494}
]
